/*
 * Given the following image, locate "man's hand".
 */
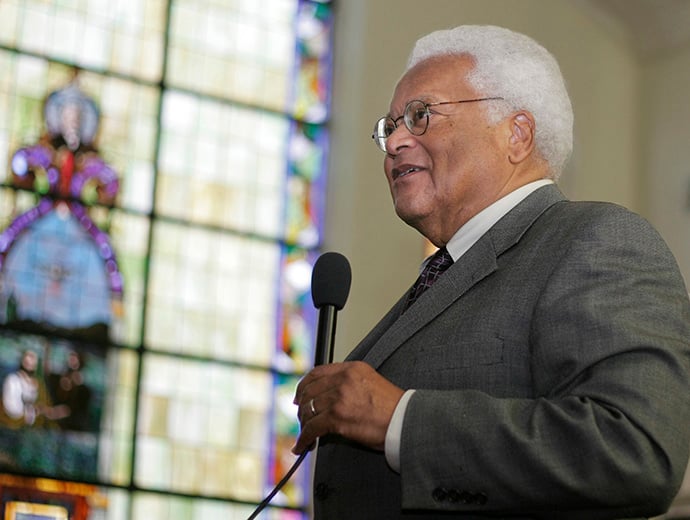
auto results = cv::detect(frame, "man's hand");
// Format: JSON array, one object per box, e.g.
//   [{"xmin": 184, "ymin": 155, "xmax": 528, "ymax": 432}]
[{"xmin": 292, "ymin": 361, "xmax": 405, "ymax": 454}]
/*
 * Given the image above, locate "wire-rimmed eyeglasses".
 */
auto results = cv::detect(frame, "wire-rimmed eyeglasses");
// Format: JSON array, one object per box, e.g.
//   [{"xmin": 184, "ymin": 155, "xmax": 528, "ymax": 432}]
[{"xmin": 371, "ymin": 97, "xmax": 504, "ymax": 153}]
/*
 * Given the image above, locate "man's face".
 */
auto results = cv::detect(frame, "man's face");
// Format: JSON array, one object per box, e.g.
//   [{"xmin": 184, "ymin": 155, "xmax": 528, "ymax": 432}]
[{"xmin": 383, "ymin": 55, "xmax": 511, "ymax": 246}]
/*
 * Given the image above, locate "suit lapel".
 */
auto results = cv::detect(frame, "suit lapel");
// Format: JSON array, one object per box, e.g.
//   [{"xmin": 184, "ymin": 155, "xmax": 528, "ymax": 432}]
[
  {"xmin": 350, "ymin": 184, "xmax": 567, "ymax": 369},
  {"xmin": 357, "ymin": 238, "xmax": 497, "ymax": 367}
]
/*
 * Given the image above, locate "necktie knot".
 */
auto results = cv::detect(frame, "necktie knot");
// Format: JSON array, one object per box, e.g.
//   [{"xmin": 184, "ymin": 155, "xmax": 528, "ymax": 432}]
[{"xmin": 403, "ymin": 247, "xmax": 454, "ymax": 311}]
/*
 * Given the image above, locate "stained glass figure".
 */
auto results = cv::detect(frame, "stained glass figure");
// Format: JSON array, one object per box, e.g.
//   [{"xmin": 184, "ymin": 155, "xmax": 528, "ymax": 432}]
[
  {"xmin": 0, "ymin": 78, "xmax": 114, "ymax": 485},
  {"xmin": 0, "ymin": 78, "xmax": 123, "ymax": 341}
]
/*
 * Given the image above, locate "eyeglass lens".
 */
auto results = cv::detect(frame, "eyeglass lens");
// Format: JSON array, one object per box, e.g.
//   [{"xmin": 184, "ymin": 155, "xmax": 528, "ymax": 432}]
[
  {"xmin": 403, "ymin": 100, "xmax": 429, "ymax": 135},
  {"xmin": 373, "ymin": 100, "xmax": 429, "ymax": 152}
]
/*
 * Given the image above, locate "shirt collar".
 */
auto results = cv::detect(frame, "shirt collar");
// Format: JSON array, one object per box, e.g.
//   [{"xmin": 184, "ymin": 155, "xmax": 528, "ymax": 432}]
[{"xmin": 444, "ymin": 179, "xmax": 554, "ymax": 263}]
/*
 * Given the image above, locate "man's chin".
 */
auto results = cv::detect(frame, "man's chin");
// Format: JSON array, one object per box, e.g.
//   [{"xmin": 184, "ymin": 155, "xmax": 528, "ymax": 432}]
[{"xmin": 395, "ymin": 207, "xmax": 428, "ymax": 231}]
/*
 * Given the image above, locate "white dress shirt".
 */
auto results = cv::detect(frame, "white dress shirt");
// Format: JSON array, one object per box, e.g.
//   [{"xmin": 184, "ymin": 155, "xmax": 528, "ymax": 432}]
[{"xmin": 384, "ymin": 179, "xmax": 554, "ymax": 471}]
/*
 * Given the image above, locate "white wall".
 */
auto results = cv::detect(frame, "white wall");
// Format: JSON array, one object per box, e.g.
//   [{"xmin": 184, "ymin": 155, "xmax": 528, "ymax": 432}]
[
  {"xmin": 642, "ymin": 46, "xmax": 690, "ymax": 296},
  {"xmin": 326, "ymin": 0, "xmax": 646, "ymax": 359}
]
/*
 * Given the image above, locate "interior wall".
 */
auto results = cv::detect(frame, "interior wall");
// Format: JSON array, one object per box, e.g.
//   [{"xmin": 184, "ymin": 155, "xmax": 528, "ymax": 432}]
[
  {"xmin": 641, "ymin": 46, "xmax": 690, "ymax": 296},
  {"xmin": 325, "ymin": 0, "xmax": 644, "ymax": 360}
]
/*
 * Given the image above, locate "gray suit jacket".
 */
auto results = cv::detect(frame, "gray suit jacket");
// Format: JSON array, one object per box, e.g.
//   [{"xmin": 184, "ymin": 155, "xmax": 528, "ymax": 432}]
[{"xmin": 312, "ymin": 185, "xmax": 690, "ymax": 519}]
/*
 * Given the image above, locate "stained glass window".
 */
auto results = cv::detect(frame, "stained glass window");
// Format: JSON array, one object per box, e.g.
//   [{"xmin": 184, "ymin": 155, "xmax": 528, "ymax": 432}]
[{"xmin": 0, "ymin": 1, "xmax": 333, "ymax": 518}]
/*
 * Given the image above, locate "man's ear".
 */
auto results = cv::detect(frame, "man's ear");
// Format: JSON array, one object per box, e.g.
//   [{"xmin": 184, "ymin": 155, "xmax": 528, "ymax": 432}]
[{"xmin": 507, "ymin": 112, "xmax": 536, "ymax": 165}]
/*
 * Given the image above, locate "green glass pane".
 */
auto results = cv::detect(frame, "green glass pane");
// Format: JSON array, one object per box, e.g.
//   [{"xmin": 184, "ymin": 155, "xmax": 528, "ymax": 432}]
[
  {"xmin": 131, "ymin": 492, "xmax": 268, "ymax": 520},
  {"xmin": 0, "ymin": 0, "xmax": 165, "ymax": 82},
  {"xmin": 136, "ymin": 354, "xmax": 273, "ymax": 500},
  {"xmin": 166, "ymin": 0, "xmax": 298, "ymax": 109},
  {"xmin": 108, "ymin": 211, "xmax": 150, "ymax": 347},
  {"xmin": 101, "ymin": 348, "xmax": 139, "ymax": 485},
  {"xmin": 156, "ymin": 90, "xmax": 288, "ymax": 236},
  {"xmin": 145, "ymin": 221, "xmax": 280, "ymax": 364}
]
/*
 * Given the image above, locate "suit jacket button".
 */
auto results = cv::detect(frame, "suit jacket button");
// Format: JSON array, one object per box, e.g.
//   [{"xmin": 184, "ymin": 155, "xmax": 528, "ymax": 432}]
[
  {"xmin": 447, "ymin": 489, "xmax": 461, "ymax": 503},
  {"xmin": 459, "ymin": 491, "xmax": 473, "ymax": 504},
  {"xmin": 314, "ymin": 482, "xmax": 331, "ymax": 501},
  {"xmin": 432, "ymin": 487, "xmax": 448, "ymax": 502}
]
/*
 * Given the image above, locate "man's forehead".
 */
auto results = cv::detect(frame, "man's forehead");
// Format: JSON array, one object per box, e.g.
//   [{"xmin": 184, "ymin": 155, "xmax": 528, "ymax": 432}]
[
  {"xmin": 389, "ymin": 55, "xmax": 476, "ymax": 107},
  {"xmin": 401, "ymin": 55, "xmax": 473, "ymax": 85}
]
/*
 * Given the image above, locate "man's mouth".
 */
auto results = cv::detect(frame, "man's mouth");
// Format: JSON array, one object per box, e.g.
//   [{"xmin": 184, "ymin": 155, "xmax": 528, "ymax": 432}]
[{"xmin": 392, "ymin": 166, "xmax": 423, "ymax": 180}]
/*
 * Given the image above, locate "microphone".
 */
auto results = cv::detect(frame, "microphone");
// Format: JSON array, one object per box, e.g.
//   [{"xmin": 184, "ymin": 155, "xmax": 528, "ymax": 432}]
[
  {"xmin": 246, "ymin": 251, "xmax": 351, "ymax": 519},
  {"xmin": 311, "ymin": 251, "xmax": 351, "ymax": 366}
]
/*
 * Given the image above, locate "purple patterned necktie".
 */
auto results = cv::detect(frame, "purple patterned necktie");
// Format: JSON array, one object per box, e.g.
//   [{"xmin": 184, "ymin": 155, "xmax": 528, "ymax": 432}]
[{"xmin": 403, "ymin": 247, "xmax": 454, "ymax": 311}]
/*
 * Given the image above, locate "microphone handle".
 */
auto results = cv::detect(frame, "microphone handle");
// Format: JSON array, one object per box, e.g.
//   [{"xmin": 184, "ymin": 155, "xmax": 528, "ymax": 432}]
[{"xmin": 314, "ymin": 304, "xmax": 337, "ymax": 366}]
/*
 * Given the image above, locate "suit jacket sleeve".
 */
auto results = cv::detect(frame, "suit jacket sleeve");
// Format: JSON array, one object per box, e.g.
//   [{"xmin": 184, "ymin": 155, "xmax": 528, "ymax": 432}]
[{"xmin": 398, "ymin": 201, "xmax": 690, "ymax": 518}]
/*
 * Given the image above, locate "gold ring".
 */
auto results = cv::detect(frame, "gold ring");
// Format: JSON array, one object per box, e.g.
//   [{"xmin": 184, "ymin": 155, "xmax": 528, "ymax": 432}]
[{"xmin": 309, "ymin": 398, "xmax": 317, "ymax": 416}]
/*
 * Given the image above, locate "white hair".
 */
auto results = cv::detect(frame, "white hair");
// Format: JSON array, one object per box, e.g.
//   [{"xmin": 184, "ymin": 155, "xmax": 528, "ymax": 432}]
[{"xmin": 406, "ymin": 25, "xmax": 573, "ymax": 178}]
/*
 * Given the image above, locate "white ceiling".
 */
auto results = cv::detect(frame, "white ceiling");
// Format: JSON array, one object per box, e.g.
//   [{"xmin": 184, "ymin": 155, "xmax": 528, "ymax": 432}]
[{"xmin": 574, "ymin": 0, "xmax": 690, "ymax": 61}]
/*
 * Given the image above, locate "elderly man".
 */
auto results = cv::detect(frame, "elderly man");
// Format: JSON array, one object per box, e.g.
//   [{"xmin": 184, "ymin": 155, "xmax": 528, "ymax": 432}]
[{"xmin": 293, "ymin": 25, "xmax": 690, "ymax": 519}]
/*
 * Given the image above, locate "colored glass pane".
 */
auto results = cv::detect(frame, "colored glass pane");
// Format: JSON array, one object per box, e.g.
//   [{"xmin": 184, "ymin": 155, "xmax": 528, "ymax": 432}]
[
  {"xmin": 167, "ymin": 0, "xmax": 297, "ymax": 111},
  {"xmin": 0, "ymin": 1, "xmax": 331, "ymax": 518},
  {"xmin": 0, "ymin": 0, "xmax": 166, "ymax": 82}
]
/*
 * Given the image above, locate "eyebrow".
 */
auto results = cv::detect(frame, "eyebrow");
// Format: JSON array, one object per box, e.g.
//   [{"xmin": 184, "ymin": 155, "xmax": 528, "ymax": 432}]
[{"xmin": 386, "ymin": 97, "xmax": 425, "ymax": 118}]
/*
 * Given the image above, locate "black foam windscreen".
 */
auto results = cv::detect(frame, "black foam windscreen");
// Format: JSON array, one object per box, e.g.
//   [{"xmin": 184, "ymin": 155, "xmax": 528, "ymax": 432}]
[{"xmin": 311, "ymin": 252, "xmax": 352, "ymax": 310}]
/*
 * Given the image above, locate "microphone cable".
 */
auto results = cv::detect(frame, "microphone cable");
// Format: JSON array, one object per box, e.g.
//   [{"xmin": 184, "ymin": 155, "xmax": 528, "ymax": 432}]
[{"xmin": 246, "ymin": 450, "xmax": 310, "ymax": 519}]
